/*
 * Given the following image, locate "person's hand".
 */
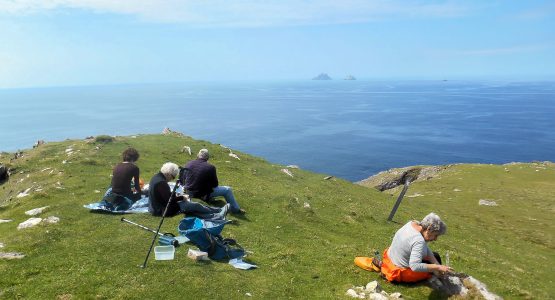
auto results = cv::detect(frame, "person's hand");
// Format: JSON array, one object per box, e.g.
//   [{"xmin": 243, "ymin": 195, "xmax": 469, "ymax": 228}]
[{"xmin": 437, "ymin": 264, "xmax": 453, "ymax": 275}]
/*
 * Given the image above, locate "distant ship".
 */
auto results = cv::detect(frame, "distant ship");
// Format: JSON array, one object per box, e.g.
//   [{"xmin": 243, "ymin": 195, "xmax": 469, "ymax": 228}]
[
  {"xmin": 312, "ymin": 73, "xmax": 332, "ymax": 80},
  {"xmin": 344, "ymin": 75, "xmax": 356, "ymax": 80}
]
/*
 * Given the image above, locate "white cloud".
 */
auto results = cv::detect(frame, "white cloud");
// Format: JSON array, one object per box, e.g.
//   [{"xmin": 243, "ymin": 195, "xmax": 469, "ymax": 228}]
[{"xmin": 0, "ymin": 0, "xmax": 470, "ymax": 26}]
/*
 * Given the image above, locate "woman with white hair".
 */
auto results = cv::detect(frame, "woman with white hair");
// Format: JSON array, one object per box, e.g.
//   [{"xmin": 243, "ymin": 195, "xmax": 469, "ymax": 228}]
[
  {"xmin": 379, "ymin": 213, "xmax": 452, "ymax": 283},
  {"xmin": 148, "ymin": 162, "xmax": 229, "ymax": 219}
]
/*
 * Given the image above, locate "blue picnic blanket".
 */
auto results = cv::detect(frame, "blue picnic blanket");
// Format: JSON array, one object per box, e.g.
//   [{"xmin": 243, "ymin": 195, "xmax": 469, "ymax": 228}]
[{"xmin": 84, "ymin": 187, "xmax": 150, "ymax": 214}]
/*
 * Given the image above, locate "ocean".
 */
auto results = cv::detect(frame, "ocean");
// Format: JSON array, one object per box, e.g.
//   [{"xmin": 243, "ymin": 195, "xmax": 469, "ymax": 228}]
[{"xmin": 1, "ymin": 80, "xmax": 554, "ymax": 181}]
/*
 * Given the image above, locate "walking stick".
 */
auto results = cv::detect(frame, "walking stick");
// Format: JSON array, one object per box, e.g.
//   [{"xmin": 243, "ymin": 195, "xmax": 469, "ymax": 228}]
[
  {"xmin": 387, "ymin": 180, "xmax": 411, "ymax": 222},
  {"xmin": 141, "ymin": 171, "xmax": 184, "ymax": 268}
]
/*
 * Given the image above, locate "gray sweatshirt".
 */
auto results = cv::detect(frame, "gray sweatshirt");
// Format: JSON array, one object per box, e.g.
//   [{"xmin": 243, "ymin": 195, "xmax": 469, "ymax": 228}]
[{"xmin": 387, "ymin": 221, "xmax": 433, "ymax": 272}]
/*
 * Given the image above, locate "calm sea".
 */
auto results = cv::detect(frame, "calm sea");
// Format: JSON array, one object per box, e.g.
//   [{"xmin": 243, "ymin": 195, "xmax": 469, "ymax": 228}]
[{"xmin": 1, "ymin": 80, "xmax": 554, "ymax": 181}]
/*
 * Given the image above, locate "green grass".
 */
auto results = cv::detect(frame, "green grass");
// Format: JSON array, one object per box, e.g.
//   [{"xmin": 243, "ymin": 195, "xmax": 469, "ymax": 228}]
[{"xmin": 1, "ymin": 134, "xmax": 554, "ymax": 299}]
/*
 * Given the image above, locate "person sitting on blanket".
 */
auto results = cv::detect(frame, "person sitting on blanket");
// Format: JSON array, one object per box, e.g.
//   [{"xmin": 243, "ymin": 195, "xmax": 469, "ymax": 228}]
[
  {"xmin": 148, "ymin": 162, "xmax": 229, "ymax": 219},
  {"xmin": 104, "ymin": 147, "xmax": 143, "ymax": 210},
  {"xmin": 378, "ymin": 212, "xmax": 452, "ymax": 283},
  {"xmin": 182, "ymin": 149, "xmax": 245, "ymax": 215}
]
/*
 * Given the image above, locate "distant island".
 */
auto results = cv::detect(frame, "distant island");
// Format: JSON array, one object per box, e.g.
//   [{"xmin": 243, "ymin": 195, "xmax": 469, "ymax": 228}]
[
  {"xmin": 344, "ymin": 75, "xmax": 356, "ymax": 80},
  {"xmin": 312, "ymin": 73, "xmax": 332, "ymax": 80}
]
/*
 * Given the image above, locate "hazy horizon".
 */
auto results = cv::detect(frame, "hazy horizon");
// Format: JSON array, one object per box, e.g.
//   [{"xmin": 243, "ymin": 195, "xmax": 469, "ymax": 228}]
[{"xmin": 1, "ymin": 1, "xmax": 554, "ymax": 89}]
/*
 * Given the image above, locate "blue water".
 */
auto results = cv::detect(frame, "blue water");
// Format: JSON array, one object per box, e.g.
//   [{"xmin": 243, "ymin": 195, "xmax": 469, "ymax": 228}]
[{"xmin": 1, "ymin": 80, "xmax": 554, "ymax": 181}]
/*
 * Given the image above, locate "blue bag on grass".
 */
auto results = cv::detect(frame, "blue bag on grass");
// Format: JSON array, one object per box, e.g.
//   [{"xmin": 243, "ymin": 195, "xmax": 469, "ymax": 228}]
[{"xmin": 178, "ymin": 217, "xmax": 244, "ymax": 260}]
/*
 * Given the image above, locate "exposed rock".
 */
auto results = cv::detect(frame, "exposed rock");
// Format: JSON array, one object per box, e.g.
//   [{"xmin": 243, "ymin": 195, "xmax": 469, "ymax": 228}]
[
  {"xmin": 346, "ymin": 289, "xmax": 358, "ymax": 298},
  {"xmin": 0, "ymin": 252, "xmax": 25, "ymax": 259},
  {"xmin": 0, "ymin": 242, "xmax": 4, "ymax": 248},
  {"xmin": 0, "ymin": 219, "xmax": 12, "ymax": 223},
  {"xmin": 303, "ymin": 202, "xmax": 311, "ymax": 209},
  {"xmin": 313, "ymin": 73, "xmax": 332, "ymax": 80},
  {"xmin": 43, "ymin": 216, "xmax": 60, "ymax": 224},
  {"xmin": 465, "ymin": 276, "xmax": 502, "ymax": 300},
  {"xmin": 453, "ymin": 188, "xmax": 461, "ymax": 192},
  {"xmin": 17, "ymin": 188, "xmax": 32, "ymax": 198},
  {"xmin": 287, "ymin": 165, "xmax": 300, "ymax": 169},
  {"xmin": 25, "ymin": 206, "xmax": 50, "ymax": 216},
  {"xmin": 407, "ymin": 193, "xmax": 424, "ymax": 198},
  {"xmin": 479, "ymin": 199, "xmax": 498, "ymax": 206},
  {"xmin": 364, "ymin": 281, "xmax": 382, "ymax": 293},
  {"xmin": 17, "ymin": 217, "xmax": 43, "ymax": 230},
  {"xmin": 357, "ymin": 165, "xmax": 450, "ymax": 191},
  {"xmin": 181, "ymin": 146, "xmax": 192, "ymax": 155},
  {"xmin": 229, "ymin": 153, "xmax": 240, "ymax": 160},
  {"xmin": 162, "ymin": 127, "xmax": 171, "ymax": 134},
  {"xmin": 390, "ymin": 292, "xmax": 403, "ymax": 298},
  {"xmin": 323, "ymin": 176, "xmax": 333, "ymax": 180},
  {"xmin": 281, "ymin": 169, "xmax": 294, "ymax": 177},
  {"xmin": 33, "ymin": 140, "xmax": 45, "ymax": 148},
  {"xmin": 369, "ymin": 292, "xmax": 388, "ymax": 300},
  {"xmin": 0, "ymin": 164, "xmax": 10, "ymax": 182}
]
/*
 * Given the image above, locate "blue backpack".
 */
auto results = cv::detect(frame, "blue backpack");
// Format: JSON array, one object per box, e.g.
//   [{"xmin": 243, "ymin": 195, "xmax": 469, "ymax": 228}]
[{"xmin": 178, "ymin": 217, "xmax": 245, "ymax": 260}]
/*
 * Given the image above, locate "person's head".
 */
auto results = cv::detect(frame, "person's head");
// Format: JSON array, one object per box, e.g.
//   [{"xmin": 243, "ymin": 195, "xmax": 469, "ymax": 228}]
[
  {"xmin": 418, "ymin": 212, "xmax": 447, "ymax": 242},
  {"xmin": 122, "ymin": 148, "xmax": 140, "ymax": 162},
  {"xmin": 197, "ymin": 149, "xmax": 210, "ymax": 160},
  {"xmin": 160, "ymin": 162, "xmax": 180, "ymax": 181}
]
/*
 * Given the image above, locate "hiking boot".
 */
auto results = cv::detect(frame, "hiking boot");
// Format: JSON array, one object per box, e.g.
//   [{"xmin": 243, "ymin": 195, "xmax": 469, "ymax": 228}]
[{"xmin": 231, "ymin": 208, "xmax": 246, "ymax": 215}]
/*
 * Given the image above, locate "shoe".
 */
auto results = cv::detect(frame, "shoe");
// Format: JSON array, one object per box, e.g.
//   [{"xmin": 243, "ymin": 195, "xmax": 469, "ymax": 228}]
[
  {"xmin": 216, "ymin": 203, "xmax": 230, "ymax": 219},
  {"xmin": 371, "ymin": 257, "xmax": 382, "ymax": 272},
  {"xmin": 231, "ymin": 208, "xmax": 246, "ymax": 215}
]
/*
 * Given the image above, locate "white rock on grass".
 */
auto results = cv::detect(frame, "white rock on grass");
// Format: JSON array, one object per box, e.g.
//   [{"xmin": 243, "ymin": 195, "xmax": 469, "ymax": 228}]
[
  {"xmin": 365, "ymin": 281, "xmax": 382, "ymax": 293},
  {"xmin": 17, "ymin": 218, "xmax": 43, "ymax": 230},
  {"xmin": 407, "ymin": 193, "xmax": 423, "ymax": 198},
  {"xmin": 229, "ymin": 153, "xmax": 240, "ymax": 160},
  {"xmin": 369, "ymin": 292, "xmax": 388, "ymax": 300},
  {"xmin": 479, "ymin": 199, "xmax": 498, "ymax": 206},
  {"xmin": 0, "ymin": 242, "xmax": 4, "ymax": 248},
  {"xmin": 303, "ymin": 202, "xmax": 311, "ymax": 209},
  {"xmin": 181, "ymin": 146, "xmax": 192, "ymax": 155},
  {"xmin": 43, "ymin": 216, "xmax": 60, "ymax": 224},
  {"xmin": 0, "ymin": 219, "xmax": 13, "ymax": 224},
  {"xmin": 346, "ymin": 289, "xmax": 358, "ymax": 298},
  {"xmin": 453, "ymin": 188, "xmax": 461, "ymax": 192},
  {"xmin": 25, "ymin": 206, "xmax": 50, "ymax": 216},
  {"xmin": 466, "ymin": 276, "xmax": 503, "ymax": 300},
  {"xmin": 286, "ymin": 165, "xmax": 300, "ymax": 169},
  {"xmin": 281, "ymin": 168, "xmax": 294, "ymax": 177},
  {"xmin": 390, "ymin": 292, "xmax": 403, "ymax": 298},
  {"xmin": 17, "ymin": 188, "xmax": 32, "ymax": 198},
  {"xmin": 0, "ymin": 252, "xmax": 25, "ymax": 260}
]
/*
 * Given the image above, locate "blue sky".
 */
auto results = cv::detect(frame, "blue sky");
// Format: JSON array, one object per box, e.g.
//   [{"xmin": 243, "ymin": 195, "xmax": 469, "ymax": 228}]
[{"xmin": 0, "ymin": 0, "xmax": 554, "ymax": 88}]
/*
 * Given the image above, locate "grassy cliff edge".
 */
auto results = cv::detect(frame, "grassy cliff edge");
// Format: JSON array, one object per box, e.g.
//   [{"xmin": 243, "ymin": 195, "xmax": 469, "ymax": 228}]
[{"xmin": 1, "ymin": 134, "xmax": 554, "ymax": 299}]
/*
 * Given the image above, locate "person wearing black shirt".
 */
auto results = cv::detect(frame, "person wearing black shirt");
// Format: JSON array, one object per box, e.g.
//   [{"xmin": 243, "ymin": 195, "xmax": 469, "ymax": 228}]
[
  {"xmin": 148, "ymin": 162, "xmax": 228, "ymax": 219},
  {"xmin": 106, "ymin": 147, "xmax": 142, "ymax": 210},
  {"xmin": 183, "ymin": 149, "xmax": 245, "ymax": 214}
]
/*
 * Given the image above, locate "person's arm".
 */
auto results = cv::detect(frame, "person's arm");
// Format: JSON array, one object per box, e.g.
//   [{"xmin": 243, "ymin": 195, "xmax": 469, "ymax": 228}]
[
  {"xmin": 210, "ymin": 166, "xmax": 219, "ymax": 188},
  {"xmin": 133, "ymin": 166, "xmax": 141, "ymax": 194}
]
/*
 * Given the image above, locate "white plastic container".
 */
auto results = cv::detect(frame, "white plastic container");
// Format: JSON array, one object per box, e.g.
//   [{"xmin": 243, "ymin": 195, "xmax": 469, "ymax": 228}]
[{"xmin": 154, "ymin": 245, "xmax": 175, "ymax": 260}]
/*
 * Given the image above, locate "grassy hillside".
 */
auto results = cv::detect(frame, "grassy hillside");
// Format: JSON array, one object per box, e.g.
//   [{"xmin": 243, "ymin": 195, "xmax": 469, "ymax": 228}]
[{"xmin": 1, "ymin": 134, "xmax": 553, "ymax": 299}]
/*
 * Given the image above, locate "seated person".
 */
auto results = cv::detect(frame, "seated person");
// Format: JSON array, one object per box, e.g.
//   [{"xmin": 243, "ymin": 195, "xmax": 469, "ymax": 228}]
[
  {"xmin": 183, "ymin": 149, "xmax": 245, "ymax": 214},
  {"xmin": 104, "ymin": 147, "xmax": 142, "ymax": 210},
  {"xmin": 379, "ymin": 212, "xmax": 452, "ymax": 283},
  {"xmin": 148, "ymin": 162, "xmax": 229, "ymax": 219}
]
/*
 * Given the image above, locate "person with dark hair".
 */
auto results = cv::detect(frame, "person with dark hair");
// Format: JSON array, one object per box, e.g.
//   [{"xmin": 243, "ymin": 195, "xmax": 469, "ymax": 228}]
[
  {"xmin": 148, "ymin": 162, "xmax": 229, "ymax": 219},
  {"xmin": 183, "ymin": 149, "xmax": 245, "ymax": 214},
  {"xmin": 104, "ymin": 147, "xmax": 142, "ymax": 210}
]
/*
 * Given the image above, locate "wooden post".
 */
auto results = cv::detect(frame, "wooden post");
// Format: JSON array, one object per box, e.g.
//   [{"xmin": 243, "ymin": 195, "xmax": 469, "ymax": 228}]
[{"xmin": 387, "ymin": 181, "xmax": 411, "ymax": 221}]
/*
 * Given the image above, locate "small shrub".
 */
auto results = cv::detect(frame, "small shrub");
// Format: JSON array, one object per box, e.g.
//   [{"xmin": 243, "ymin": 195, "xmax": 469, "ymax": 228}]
[{"xmin": 94, "ymin": 135, "xmax": 115, "ymax": 143}]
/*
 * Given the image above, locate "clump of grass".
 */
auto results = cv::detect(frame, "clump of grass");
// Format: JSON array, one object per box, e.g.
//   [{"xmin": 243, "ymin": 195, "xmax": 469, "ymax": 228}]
[{"xmin": 94, "ymin": 135, "xmax": 115, "ymax": 143}]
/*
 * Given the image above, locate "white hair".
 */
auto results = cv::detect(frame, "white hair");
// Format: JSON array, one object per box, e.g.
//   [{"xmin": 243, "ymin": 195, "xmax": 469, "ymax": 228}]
[
  {"xmin": 198, "ymin": 148, "xmax": 210, "ymax": 160},
  {"xmin": 160, "ymin": 162, "xmax": 179, "ymax": 178},
  {"xmin": 418, "ymin": 212, "xmax": 447, "ymax": 235}
]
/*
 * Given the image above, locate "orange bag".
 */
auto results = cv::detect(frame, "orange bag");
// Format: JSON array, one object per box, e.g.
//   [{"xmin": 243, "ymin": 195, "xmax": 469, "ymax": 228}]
[
  {"xmin": 380, "ymin": 248, "xmax": 432, "ymax": 283},
  {"xmin": 354, "ymin": 256, "xmax": 380, "ymax": 272}
]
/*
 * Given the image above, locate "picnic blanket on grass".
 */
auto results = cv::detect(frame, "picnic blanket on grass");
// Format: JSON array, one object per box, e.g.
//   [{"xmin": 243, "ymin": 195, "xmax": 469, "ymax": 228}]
[{"xmin": 83, "ymin": 197, "xmax": 150, "ymax": 214}]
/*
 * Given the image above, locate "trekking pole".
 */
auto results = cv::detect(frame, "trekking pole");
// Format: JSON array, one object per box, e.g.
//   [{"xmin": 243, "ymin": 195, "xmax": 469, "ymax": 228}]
[
  {"xmin": 141, "ymin": 177, "xmax": 182, "ymax": 268},
  {"xmin": 121, "ymin": 217, "xmax": 179, "ymax": 247},
  {"xmin": 387, "ymin": 180, "xmax": 411, "ymax": 221}
]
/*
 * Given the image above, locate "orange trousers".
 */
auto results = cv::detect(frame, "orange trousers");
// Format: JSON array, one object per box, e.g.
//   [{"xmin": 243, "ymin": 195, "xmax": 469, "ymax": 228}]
[{"xmin": 381, "ymin": 248, "xmax": 432, "ymax": 283}]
